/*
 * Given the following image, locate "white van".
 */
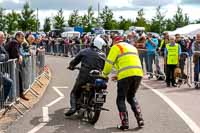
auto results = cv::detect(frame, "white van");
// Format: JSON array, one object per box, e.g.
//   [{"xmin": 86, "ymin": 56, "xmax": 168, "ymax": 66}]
[
  {"xmin": 129, "ymin": 26, "xmax": 145, "ymax": 33},
  {"xmin": 61, "ymin": 31, "xmax": 81, "ymax": 38}
]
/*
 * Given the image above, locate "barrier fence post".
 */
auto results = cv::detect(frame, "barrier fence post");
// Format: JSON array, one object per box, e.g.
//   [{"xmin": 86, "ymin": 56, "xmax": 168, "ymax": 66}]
[
  {"xmin": 190, "ymin": 56, "xmax": 193, "ymax": 85},
  {"xmin": 10, "ymin": 60, "xmax": 17, "ymax": 101}
]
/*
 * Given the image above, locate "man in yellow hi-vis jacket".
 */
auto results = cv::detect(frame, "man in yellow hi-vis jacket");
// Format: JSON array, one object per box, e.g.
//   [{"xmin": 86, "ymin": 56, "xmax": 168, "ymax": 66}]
[
  {"xmin": 165, "ymin": 36, "xmax": 181, "ymax": 87},
  {"xmin": 102, "ymin": 36, "xmax": 144, "ymax": 130}
]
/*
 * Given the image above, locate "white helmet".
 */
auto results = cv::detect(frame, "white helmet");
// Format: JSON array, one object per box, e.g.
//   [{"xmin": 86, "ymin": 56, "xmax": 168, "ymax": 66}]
[{"xmin": 93, "ymin": 35, "xmax": 106, "ymax": 49}]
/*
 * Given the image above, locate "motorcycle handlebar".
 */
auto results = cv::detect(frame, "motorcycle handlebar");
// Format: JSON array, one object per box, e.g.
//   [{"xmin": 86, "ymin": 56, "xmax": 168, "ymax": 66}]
[
  {"xmin": 67, "ymin": 66, "xmax": 108, "ymax": 81},
  {"xmin": 67, "ymin": 66, "xmax": 80, "ymax": 70},
  {"xmin": 89, "ymin": 74, "xmax": 109, "ymax": 82}
]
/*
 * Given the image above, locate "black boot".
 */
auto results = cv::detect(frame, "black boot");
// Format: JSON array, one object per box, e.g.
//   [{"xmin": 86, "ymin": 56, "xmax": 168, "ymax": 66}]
[
  {"xmin": 65, "ymin": 94, "xmax": 77, "ymax": 116},
  {"xmin": 117, "ymin": 112, "xmax": 129, "ymax": 130},
  {"xmin": 132, "ymin": 98, "xmax": 144, "ymax": 128}
]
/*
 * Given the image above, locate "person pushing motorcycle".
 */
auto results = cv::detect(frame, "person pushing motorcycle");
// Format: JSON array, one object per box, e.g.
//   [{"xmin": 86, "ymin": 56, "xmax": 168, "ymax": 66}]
[
  {"xmin": 65, "ymin": 37, "xmax": 106, "ymax": 116},
  {"xmin": 102, "ymin": 36, "xmax": 144, "ymax": 130}
]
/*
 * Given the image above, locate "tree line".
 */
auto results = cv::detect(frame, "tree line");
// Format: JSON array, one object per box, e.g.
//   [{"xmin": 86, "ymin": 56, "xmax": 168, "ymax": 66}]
[{"xmin": 0, "ymin": 2, "xmax": 200, "ymax": 34}]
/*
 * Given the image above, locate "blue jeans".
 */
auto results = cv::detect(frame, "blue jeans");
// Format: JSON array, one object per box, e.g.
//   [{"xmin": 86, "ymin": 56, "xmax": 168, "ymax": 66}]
[
  {"xmin": 46, "ymin": 44, "xmax": 51, "ymax": 53},
  {"xmin": 146, "ymin": 53, "xmax": 155, "ymax": 73},
  {"xmin": 59, "ymin": 44, "xmax": 64, "ymax": 54},
  {"xmin": 194, "ymin": 58, "xmax": 200, "ymax": 82},
  {"xmin": 139, "ymin": 52, "xmax": 148, "ymax": 71},
  {"xmin": 53, "ymin": 45, "xmax": 58, "ymax": 53}
]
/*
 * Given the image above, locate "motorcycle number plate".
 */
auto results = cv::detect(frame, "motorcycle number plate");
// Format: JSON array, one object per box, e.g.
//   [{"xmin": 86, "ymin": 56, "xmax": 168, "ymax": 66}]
[{"xmin": 95, "ymin": 93, "xmax": 106, "ymax": 103}]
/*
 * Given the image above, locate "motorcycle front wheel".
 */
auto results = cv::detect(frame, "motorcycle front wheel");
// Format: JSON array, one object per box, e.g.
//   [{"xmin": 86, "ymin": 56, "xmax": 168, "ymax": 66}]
[{"xmin": 87, "ymin": 106, "xmax": 101, "ymax": 124}]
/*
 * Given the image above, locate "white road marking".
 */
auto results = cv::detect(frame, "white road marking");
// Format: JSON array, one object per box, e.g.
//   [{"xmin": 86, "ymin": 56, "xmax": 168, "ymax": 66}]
[
  {"xmin": 27, "ymin": 86, "xmax": 67, "ymax": 133},
  {"xmin": 27, "ymin": 123, "xmax": 47, "ymax": 133},
  {"xmin": 142, "ymin": 82, "xmax": 200, "ymax": 133},
  {"xmin": 52, "ymin": 86, "xmax": 69, "ymax": 89},
  {"xmin": 46, "ymin": 97, "xmax": 64, "ymax": 107},
  {"xmin": 52, "ymin": 87, "xmax": 66, "ymax": 97},
  {"xmin": 42, "ymin": 107, "xmax": 49, "ymax": 122}
]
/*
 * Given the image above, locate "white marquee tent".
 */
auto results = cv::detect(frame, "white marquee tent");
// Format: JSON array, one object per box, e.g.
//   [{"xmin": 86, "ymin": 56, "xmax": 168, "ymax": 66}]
[{"xmin": 168, "ymin": 24, "xmax": 200, "ymax": 37}]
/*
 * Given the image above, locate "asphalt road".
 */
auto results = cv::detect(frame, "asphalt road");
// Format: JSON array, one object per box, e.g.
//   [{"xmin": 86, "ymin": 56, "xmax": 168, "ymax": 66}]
[{"xmin": 6, "ymin": 55, "xmax": 193, "ymax": 133}]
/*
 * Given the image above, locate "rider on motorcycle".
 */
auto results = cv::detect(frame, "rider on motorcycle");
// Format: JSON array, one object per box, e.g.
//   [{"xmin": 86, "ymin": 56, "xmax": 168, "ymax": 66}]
[{"xmin": 65, "ymin": 36, "xmax": 106, "ymax": 116}]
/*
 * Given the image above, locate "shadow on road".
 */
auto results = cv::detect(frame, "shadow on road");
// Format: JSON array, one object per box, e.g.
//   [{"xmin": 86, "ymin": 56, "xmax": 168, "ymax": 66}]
[{"xmin": 30, "ymin": 108, "xmax": 143, "ymax": 133}]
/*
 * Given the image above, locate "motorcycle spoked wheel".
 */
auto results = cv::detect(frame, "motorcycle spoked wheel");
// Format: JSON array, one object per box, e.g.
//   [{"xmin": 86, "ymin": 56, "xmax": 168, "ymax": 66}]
[
  {"xmin": 76, "ymin": 109, "xmax": 84, "ymax": 118},
  {"xmin": 87, "ymin": 105, "xmax": 101, "ymax": 125}
]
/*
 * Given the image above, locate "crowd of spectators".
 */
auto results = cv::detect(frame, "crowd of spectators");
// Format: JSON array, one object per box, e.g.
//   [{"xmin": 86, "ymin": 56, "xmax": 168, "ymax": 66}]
[
  {"xmin": 0, "ymin": 31, "xmax": 46, "ymax": 102},
  {"xmin": 1, "ymin": 29, "xmax": 200, "ymax": 104},
  {"xmin": 43, "ymin": 30, "xmax": 199, "ymax": 88}
]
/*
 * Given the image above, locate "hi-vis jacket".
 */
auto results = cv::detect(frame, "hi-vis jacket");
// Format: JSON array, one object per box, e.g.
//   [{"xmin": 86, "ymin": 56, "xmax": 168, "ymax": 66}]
[
  {"xmin": 165, "ymin": 43, "xmax": 179, "ymax": 65},
  {"xmin": 103, "ymin": 42, "xmax": 143, "ymax": 80}
]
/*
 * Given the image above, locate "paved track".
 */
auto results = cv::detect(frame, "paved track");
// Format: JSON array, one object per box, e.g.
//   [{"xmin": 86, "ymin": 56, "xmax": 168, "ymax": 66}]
[{"xmin": 6, "ymin": 55, "xmax": 193, "ymax": 133}]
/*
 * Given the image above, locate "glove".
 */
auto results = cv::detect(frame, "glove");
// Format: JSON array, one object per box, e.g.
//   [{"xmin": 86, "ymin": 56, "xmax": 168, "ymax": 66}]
[
  {"xmin": 67, "ymin": 66, "xmax": 74, "ymax": 70},
  {"xmin": 111, "ymin": 75, "xmax": 118, "ymax": 81}
]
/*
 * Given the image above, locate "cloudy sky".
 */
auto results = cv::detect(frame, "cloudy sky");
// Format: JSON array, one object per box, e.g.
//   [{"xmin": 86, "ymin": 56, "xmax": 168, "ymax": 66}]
[{"xmin": 0, "ymin": 0, "xmax": 200, "ymax": 26}]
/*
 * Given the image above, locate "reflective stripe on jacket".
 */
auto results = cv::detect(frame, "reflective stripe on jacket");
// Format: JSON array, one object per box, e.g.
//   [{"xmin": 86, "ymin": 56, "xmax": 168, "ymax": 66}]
[{"xmin": 103, "ymin": 42, "xmax": 143, "ymax": 80}]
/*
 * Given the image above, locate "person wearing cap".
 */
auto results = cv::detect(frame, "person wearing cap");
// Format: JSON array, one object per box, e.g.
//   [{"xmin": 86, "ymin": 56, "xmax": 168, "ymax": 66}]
[
  {"xmin": 136, "ymin": 34, "xmax": 147, "ymax": 70},
  {"xmin": 132, "ymin": 31, "xmax": 139, "ymax": 44},
  {"xmin": 159, "ymin": 32, "xmax": 169, "ymax": 56},
  {"xmin": 146, "ymin": 33, "xmax": 158, "ymax": 78},
  {"xmin": 103, "ymin": 36, "xmax": 144, "ymax": 130},
  {"xmin": 158, "ymin": 32, "xmax": 169, "ymax": 74},
  {"xmin": 126, "ymin": 31, "xmax": 138, "ymax": 46},
  {"xmin": 126, "ymin": 32, "xmax": 133, "ymax": 44}
]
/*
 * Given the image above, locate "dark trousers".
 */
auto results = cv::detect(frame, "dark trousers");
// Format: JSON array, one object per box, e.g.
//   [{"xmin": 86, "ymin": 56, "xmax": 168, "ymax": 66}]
[
  {"xmin": 59, "ymin": 44, "xmax": 64, "ymax": 54},
  {"xmin": 18, "ymin": 64, "xmax": 24, "ymax": 96},
  {"xmin": 69, "ymin": 73, "xmax": 92, "ymax": 109},
  {"xmin": 70, "ymin": 78, "xmax": 85, "ymax": 106},
  {"xmin": 166, "ymin": 65, "xmax": 176, "ymax": 85},
  {"xmin": 3, "ymin": 76, "xmax": 13, "ymax": 100},
  {"xmin": 179, "ymin": 54, "xmax": 186, "ymax": 77},
  {"xmin": 117, "ymin": 76, "xmax": 142, "ymax": 114},
  {"xmin": 64, "ymin": 45, "xmax": 74, "ymax": 57}
]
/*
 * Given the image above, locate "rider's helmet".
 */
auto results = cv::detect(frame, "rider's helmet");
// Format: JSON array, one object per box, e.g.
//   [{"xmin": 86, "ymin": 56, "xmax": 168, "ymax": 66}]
[{"xmin": 93, "ymin": 35, "xmax": 106, "ymax": 50}]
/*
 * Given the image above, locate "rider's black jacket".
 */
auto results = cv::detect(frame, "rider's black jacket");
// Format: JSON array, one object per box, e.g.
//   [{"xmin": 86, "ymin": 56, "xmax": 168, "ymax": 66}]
[{"xmin": 69, "ymin": 46, "xmax": 106, "ymax": 82}]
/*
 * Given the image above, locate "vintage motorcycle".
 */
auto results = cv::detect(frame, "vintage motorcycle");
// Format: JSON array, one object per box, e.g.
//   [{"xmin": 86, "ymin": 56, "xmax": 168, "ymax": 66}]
[{"xmin": 69, "ymin": 67, "xmax": 109, "ymax": 124}]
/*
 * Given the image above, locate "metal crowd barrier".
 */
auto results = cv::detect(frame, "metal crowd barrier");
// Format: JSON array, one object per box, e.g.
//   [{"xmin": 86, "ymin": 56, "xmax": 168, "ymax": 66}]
[
  {"xmin": 137, "ymin": 49, "xmax": 200, "ymax": 89},
  {"xmin": 191, "ymin": 51, "xmax": 200, "ymax": 88},
  {"xmin": 0, "ymin": 59, "xmax": 17, "ymax": 110},
  {"xmin": 136, "ymin": 48, "xmax": 194, "ymax": 87},
  {"xmin": 137, "ymin": 48, "xmax": 166, "ymax": 80},
  {"xmin": 37, "ymin": 50, "xmax": 45, "ymax": 73},
  {"xmin": 0, "ymin": 51, "xmax": 46, "ymax": 115},
  {"xmin": 44, "ymin": 43, "xmax": 200, "ymax": 89},
  {"xmin": 45, "ymin": 43, "xmax": 84, "ymax": 57},
  {"xmin": 176, "ymin": 52, "xmax": 191, "ymax": 88}
]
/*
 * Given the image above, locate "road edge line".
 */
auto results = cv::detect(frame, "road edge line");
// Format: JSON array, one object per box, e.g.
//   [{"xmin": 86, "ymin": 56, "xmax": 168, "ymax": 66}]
[{"xmin": 142, "ymin": 82, "xmax": 200, "ymax": 133}]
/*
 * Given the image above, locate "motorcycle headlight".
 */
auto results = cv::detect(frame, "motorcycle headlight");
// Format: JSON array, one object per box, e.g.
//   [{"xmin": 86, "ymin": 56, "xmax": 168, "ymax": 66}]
[{"xmin": 95, "ymin": 79, "xmax": 107, "ymax": 90}]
